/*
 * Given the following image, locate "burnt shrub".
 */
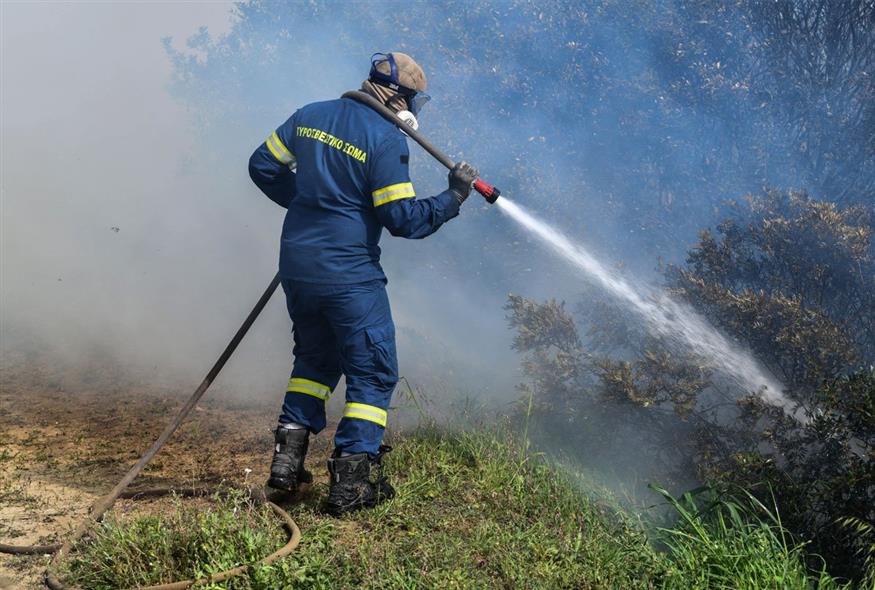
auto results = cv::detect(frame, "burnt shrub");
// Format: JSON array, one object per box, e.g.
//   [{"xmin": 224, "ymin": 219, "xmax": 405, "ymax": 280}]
[{"xmin": 507, "ymin": 191, "xmax": 874, "ymax": 579}]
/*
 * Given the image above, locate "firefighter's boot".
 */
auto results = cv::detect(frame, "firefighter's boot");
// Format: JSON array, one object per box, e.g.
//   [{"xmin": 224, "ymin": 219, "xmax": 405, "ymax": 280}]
[
  {"xmin": 324, "ymin": 446, "xmax": 395, "ymax": 516},
  {"xmin": 267, "ymin": 425, "xmax": 312, "ymax": 492}
]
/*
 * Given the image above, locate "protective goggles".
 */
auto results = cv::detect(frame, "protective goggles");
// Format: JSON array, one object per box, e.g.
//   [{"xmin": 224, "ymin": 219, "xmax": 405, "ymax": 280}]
[{"xmin": 369, "ymin": 52, "xmax": 431, "ymax": 116}]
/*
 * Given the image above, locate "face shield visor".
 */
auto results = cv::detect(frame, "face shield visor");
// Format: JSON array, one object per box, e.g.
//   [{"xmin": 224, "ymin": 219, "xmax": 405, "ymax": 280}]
[{"xmin": 404, "ymin": 91, "xmax": 430, "ymax": 116}]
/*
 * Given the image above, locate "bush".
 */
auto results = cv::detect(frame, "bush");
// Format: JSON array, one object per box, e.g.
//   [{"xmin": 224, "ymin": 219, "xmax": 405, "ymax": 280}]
[{"xmin": 507, "ymin": 191, "xmax": 875, "ymax": 579}]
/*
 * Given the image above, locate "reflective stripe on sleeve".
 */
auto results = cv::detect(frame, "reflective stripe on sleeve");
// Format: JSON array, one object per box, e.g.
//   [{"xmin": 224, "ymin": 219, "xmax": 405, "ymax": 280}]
[
  {"xmin": 266, "ymin": 131, "xmax": 296, "ymax": 167},
  {"xmin": 287, "ymin": 377, "xmax": 331, "ymax": 401},
  {"xmin": 343, "ymin": 402, "xmax": 388, "ymax": 427},
  {"xmin": 372, "ymin": 182, "xmax": 415, "ymax": 207}
]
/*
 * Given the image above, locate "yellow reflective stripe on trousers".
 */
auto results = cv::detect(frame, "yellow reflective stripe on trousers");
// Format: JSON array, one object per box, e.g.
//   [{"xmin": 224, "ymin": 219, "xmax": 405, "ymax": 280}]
[
  {"xmin": 287, "ymin": 377, "xmax": 331, "ymax": 401},
  {"xmin": 343, "ymin": 402, "xmax": 388, "ymax": 427},
  {"xmin": 372, "ymin": 182, "xmax": 415, "ymax": 207},
  {"xmin": 266, "ymin": 131, "xmax": 296, "ymax": 166}
]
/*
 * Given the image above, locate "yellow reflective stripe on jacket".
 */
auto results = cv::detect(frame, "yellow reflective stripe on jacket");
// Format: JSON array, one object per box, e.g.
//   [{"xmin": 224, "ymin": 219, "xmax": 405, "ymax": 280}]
[
  {"xmin": 343, "ymin": 402, "xmax": 388, "ymax": 427},
  {"xmin": 266, "ymin": 131, "xmax": 296, "ymax": 166},
  {"xmin": 287, "ymin": 377, "xmax": 331, "ymax": 401},
  {"xmin": 372, "ymin": 182, "xmax": 415, "ymax": 207}
]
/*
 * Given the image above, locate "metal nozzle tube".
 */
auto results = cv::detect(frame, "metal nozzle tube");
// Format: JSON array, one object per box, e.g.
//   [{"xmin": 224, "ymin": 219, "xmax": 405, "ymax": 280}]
[{"xmin": 342, "ymin": 90, "xmax": 501, "ymax": 204}]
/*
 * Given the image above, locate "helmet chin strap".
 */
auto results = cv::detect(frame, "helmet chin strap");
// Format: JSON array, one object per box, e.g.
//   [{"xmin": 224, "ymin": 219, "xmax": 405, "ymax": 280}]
[{"xmin": 396, "ymin": 110, "xmax": 419, "ymax": 133}]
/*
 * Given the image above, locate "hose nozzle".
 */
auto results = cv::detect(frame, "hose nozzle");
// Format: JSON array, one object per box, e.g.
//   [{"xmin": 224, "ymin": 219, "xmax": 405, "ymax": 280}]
[{"xmin": 473, "ymin": 179, "xmax": 501, "ymax": 204}]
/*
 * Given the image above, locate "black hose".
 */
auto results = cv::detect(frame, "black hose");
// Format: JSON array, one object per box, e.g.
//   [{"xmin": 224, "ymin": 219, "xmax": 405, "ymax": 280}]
[
  {"xmin": 0, "ymin": 273, "xmax": 289, "ymax": 590},
  {"xmin": 342, "ymin": 91, "xmax": 456, "ymax": 171},
  {"xmin": 45, "ymin": 486, "xmax": 301, "ymax": 590},
  {"xmin": 343, "ymin": 90, "xmax": 501, "ymax": 203}
]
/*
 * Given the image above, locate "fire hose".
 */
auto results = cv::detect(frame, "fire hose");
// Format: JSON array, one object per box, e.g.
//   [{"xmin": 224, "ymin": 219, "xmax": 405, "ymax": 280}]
[
  {"xmin": 0, "ymin": 275, "xmax": 297, "ymax": 590},
  {"xmin": 0, "ymin": 92, "xmax": 497, "ymax": 589},
  {"xmin": 342, "ymin": 90, "xmax": 502, "ymax": 204}
]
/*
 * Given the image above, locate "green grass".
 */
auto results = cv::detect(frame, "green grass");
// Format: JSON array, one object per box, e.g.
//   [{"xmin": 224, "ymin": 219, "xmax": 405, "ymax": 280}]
[
  {"xmin": 58, "ymin": 428, "xmax": 867, "ymax": 589},
  {"xmin": 60, "ymin": 489, "xmax": 286, "ymax": 589},
  {"xmin": 652, "ymin": 485, "xmax": 854, "ymax": 590}
]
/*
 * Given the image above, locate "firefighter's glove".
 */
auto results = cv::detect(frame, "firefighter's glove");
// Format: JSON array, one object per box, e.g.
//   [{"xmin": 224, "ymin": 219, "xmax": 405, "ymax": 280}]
[{"xmin": 448, "ymin": 161, "xmax": 479, "ymax": 205}]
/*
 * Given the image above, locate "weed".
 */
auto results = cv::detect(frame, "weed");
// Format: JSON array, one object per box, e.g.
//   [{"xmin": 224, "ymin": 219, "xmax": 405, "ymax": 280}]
[{"xmin": 652, "ymin": 484, "xmax": 855, "ymax": 589}]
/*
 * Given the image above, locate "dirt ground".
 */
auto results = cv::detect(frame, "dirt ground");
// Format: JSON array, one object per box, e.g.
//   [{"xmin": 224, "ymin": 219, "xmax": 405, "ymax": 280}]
[{"xmin": 0, "ymin": 361, "xmax": 335, "ymax": 590}]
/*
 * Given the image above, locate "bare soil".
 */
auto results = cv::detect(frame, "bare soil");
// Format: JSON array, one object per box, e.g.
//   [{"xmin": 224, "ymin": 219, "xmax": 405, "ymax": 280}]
[{"xmin": 0, "ymin": 363, "xmax": 333, "ymax": 590}]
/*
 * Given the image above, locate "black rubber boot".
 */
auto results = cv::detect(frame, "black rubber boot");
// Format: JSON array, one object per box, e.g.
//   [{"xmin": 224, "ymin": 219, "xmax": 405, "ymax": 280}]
[
  {"xmin": 324, "ymin": 445, "xmax": 395, "ymax": 516},
  {"xmin": 267, "ymin": 426, "xmax": 313, "ymax": 492}
]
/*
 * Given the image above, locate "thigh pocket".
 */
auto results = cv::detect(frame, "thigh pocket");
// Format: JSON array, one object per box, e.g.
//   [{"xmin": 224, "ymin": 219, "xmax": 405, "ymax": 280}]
[{"xmin": 365, "ymin": 324, "xmax": 398, "ymax": 389}]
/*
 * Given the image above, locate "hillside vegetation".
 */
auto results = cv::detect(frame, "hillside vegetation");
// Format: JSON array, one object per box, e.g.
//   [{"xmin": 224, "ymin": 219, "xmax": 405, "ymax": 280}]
[
  {"xmin": 508, "ymin": 191, "xmax": 875, "ymax": 582},
  {"xmin": 59, "ymin": 427, "xmax": 863, "ymax": 589}
]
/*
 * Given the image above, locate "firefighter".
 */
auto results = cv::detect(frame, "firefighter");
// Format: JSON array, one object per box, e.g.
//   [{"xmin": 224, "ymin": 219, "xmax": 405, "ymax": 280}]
[{"xmin": 248, "ymin": 52, "xmax": 478, "ymax": 515}]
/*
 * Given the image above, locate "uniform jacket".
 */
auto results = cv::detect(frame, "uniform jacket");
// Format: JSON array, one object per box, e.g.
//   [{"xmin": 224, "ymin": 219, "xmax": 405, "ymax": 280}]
[{"xmin": 249, "ymin": 97, "xmax": 460, "ymax": 284}]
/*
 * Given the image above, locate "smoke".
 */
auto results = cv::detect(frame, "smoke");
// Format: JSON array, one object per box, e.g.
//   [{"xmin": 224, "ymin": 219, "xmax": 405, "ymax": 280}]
[
  {"xmin": 0, "ymin": 1, "xmax": 523, "ymax": 404},
  {"xmin": 0, "ymin": 2, "xmax": 272, "ymax": 391},
  {"xmin": 3, "ymin": 2, "xmax": 869, "ymax": 488}
]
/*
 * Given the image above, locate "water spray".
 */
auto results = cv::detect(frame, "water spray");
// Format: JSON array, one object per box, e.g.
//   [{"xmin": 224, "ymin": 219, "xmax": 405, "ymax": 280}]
[
  {"xmin": 496, "ymin": 199, "xmax": 805, "ymax": 423},
  {"xmin": 345, "ymin": 89, "xmax": 804, "ymax": 422}
]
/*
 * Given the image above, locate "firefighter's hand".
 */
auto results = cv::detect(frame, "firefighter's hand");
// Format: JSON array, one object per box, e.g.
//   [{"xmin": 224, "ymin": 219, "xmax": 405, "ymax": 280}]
[{"xmin": 448, "ymin": 161, "xmax": 479, "ymax": 204}]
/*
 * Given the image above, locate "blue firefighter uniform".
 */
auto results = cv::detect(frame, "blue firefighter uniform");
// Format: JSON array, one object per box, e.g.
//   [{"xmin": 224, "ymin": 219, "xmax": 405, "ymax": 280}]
[{"xmin": 249, "ymin": 97, "xmax": 460, "ymax": 457}]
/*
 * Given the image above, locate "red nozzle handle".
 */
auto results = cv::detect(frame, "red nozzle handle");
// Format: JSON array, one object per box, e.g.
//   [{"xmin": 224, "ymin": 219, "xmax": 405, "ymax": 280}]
[{"xmin": 473, "ymin": 178, "xmax": 501, "ymax": 204}]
